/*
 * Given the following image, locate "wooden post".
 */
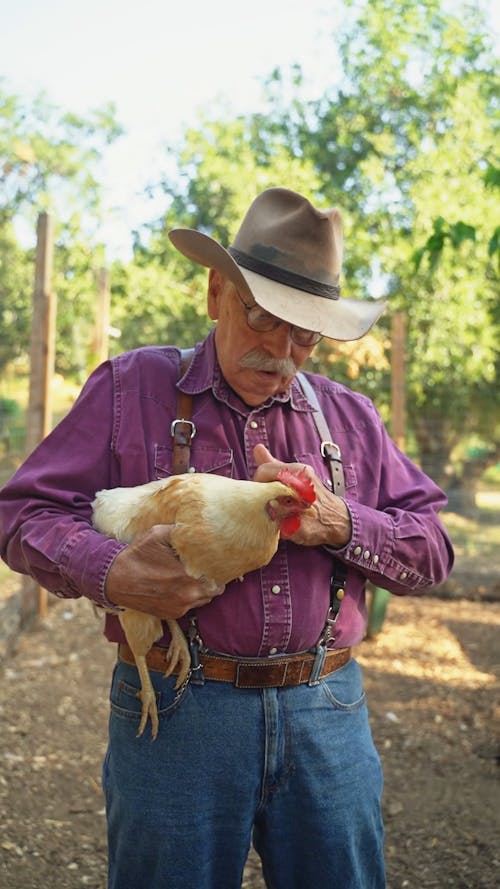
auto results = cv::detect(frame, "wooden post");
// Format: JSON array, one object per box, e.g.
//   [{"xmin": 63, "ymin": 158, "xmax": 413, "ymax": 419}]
[
  {"xmin": 91, "ymin": 267, "xmax": 110, "ymax": 367},
  {"xmin": 25, "ymin": 212, "xmax": 56, "ymax": 453},
  {"xmin": 391, "ymin": 311, "xmax": 406, "ymax": 451},
  {"xmin": 24, "ymin": 212, "xmax": 56, "ymax": 621}
]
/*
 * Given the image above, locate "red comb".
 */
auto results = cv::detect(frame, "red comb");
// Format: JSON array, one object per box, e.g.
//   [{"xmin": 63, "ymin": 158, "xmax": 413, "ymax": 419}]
[{"xmin": 276, "ymin": 467, "xmax": 316, "ymax": 504}]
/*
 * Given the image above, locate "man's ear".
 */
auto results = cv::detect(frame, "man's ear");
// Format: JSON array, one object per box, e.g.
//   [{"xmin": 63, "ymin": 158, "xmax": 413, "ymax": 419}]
[{"xmin": 207, "ymin": 268, "xmax": 224, "ymax": 320}]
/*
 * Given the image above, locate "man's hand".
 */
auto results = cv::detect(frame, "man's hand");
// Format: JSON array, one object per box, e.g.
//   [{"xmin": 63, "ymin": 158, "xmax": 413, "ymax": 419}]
[
  {"xmin": 253, "ymin": 443, "xmax": 352, "ymax": 548},
  {"xmin": 105, "ymin": 524, "xmax": 223, "ymax": 618}
]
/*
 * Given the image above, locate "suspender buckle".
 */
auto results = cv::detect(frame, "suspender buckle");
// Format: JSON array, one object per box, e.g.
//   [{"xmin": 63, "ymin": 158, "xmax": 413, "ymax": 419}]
[
  {"xmin": 320, "ymin": 440, "xmax": 341, "ymax": 459},
  {"xmin": 170, "ymin": 418, "xmax": 196, "ymax": 442}
]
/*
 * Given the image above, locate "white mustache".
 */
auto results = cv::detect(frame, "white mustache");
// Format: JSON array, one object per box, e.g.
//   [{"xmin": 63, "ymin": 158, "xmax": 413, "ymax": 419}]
[{"xmin": 240, "ymin": 350, "xmax": 297, "ymax": 377}]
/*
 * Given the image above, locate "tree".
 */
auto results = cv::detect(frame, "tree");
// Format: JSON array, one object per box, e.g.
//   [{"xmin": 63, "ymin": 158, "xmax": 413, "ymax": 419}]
[
  {"xmin": 0, "ymin": 82, "xmax": 123, "ymax": 375},
  {"xmin": 229, "ymin": 0, "xmax": 498, "ymax": 505},
  {"xmin": 0, "ymin": 83, "xmax": 121, "ymax": 226},
  {"xmin": 0, "ymin": 223, "xmax": 33, "ymax": 372}
]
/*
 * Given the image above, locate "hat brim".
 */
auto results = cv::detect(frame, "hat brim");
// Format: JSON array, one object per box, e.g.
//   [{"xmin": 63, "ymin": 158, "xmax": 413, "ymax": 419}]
[{"xmin": 168, "ymin": 228, "xmax": 386, "ymax": 342}]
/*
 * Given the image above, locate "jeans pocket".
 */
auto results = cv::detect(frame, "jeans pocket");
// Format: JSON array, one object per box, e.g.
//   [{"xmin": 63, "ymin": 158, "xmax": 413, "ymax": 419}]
[
  {"xmin": 320, "ymin": 658, "xmax": 366, "ymax": 712},
  {"xmin": 109, "ymin": 664, "xmax": 188, "ymax": 725}
]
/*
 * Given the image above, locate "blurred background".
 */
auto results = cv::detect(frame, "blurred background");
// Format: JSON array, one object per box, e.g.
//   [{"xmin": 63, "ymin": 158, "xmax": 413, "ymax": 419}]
[{"xmin": 1, "ymin": 0, "xmax": 499, "ymax": 610}]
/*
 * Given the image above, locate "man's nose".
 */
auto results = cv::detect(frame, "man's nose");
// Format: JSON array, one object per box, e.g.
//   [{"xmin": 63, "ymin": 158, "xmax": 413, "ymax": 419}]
[{"xmin": 261, "ymin": 321, "xmax": 294, "ymax": 356}]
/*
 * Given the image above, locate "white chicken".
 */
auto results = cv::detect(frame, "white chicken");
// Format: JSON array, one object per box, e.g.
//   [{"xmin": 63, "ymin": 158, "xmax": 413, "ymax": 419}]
[{"xmin": 92, "ymin": 468, "xmax": 315, "ymax": 738}]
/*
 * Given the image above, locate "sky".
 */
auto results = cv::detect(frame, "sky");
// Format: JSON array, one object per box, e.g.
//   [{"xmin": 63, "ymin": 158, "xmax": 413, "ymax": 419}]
[
  {"xmin": 1, "ymin": 0, "xmax": 498, "ymax": 260},
  {"xmin": 1, "ymin": 0, "xmax": 341, "ymax": 259}
]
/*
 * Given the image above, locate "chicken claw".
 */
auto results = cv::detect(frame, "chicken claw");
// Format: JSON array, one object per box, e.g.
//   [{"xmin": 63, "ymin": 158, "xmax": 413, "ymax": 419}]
[
  {"xmin": 164, "ymin": 619, "xmax": 192, "ymax": 689},
  {"xmin": 134, "ymin": 655, "xmax": 160, "ymax": 740}
]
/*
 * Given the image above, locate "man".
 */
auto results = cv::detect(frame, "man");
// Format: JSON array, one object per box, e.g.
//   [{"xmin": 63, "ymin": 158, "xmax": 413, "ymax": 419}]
[{"xmin": 0, "ymin": 187, "xmax": 454, "ymax": 889}]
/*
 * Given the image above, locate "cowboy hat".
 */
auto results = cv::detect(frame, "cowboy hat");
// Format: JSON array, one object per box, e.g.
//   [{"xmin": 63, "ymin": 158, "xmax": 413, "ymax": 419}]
[{"xmin": 168, "ymin": 187, "xmax": 386, "ymax": 341}]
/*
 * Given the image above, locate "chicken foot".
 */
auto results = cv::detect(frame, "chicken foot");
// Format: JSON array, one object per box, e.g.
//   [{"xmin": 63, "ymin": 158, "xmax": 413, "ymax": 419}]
[
  {"xmin": 133, "ymin": 621, "xmax": 191, "ymax": 739},
  {"xmin": 135, "ymin": 654, "xmax": 160, "ymax": 739},
  {"xmin": 133, "ymin": 627, "xmax": 190, "ymax": 739},
  {"xmin": 118, "ymin": 610, "xmax": 192, "ymax": 740},
  {"xmin": 165, "ymin": 619, "xmax": 192, "ymax": 689}
]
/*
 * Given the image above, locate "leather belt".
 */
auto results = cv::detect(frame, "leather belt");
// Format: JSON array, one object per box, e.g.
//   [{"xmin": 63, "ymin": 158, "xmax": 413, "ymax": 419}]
[{"xmin": 118, "ymin": 642, "xmax": 351, "ymax": 688}]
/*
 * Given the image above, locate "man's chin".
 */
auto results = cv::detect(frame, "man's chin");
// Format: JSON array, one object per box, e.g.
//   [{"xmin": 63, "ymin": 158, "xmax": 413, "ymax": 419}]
[{"xmin": 237, "ymin": 372, "xmax": 292, "ymax": 406}]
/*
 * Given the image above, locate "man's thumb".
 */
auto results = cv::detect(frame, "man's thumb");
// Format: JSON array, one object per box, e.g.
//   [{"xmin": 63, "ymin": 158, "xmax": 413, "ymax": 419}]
[{"xmin": 253, "ymin": 443, "xmax": 276, "ymax": 465}]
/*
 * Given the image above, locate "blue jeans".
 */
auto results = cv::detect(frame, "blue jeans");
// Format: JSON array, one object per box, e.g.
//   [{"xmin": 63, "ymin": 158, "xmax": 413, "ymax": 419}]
[{"xmin": 102, "ymin": 657, "xmax": 385, "ymax": 889}]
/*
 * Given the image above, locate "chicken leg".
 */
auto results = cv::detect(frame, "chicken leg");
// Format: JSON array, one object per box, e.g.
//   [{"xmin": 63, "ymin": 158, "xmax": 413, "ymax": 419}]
[{"xmin": 118, "ymin": 611, "xmax": 191, "ymax": 739}]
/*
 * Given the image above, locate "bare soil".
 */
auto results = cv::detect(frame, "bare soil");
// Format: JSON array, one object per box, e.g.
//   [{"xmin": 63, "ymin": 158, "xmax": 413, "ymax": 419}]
[{"xmin": 1, "ymin": 592, "xmax": 499, "ymax": 889}]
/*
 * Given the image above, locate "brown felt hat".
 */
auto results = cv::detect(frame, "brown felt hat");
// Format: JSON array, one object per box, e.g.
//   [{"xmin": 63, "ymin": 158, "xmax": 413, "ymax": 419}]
[{"xmin": 168, "ymin": 187, "xmax": 386, "ymax": 341}]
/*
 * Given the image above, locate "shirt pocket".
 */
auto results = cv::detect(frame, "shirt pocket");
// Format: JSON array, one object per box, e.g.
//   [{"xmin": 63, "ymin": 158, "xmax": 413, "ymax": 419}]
[
  {"xmin": 154, "ymin": 443, "xmax": 234, "ymax": 479},
  {"xmin": 294, "ymin": 451, "xmax": 358, "ymax": 500}
]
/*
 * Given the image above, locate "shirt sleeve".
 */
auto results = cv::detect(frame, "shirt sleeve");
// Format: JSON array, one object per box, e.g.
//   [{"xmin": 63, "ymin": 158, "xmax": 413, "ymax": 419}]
[
  {"xmin": 0, "ymin": 361, "xmax": 126, "ymax": 608},
  {"xmin": 333, "ymin": 412, "xmax": 454, "ymax": 594}
]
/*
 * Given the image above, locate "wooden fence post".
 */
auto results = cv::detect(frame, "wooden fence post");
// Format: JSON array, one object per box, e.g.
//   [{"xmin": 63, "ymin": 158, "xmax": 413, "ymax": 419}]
[{"xmin": 24, "ymin": 212, "xmax": 56, "ymax": 621}]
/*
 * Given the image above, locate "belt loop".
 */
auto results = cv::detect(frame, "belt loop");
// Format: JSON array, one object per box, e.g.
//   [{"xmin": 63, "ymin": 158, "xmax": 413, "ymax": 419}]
[{"xmin": 308, "ymin": 643, "xmax": 327, "ymax": 687}]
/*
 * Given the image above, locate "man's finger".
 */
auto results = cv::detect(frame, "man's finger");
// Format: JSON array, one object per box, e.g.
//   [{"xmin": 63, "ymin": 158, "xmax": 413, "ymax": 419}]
[{"xmin": 253, "ymin": 443, "xmax": 280, "ymax": 466}]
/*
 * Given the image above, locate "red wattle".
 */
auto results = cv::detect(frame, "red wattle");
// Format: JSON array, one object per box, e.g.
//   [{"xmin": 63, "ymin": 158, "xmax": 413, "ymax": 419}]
[{"xmin": 280, "ymin": 514, "xmax": 301, "ymax": 538}]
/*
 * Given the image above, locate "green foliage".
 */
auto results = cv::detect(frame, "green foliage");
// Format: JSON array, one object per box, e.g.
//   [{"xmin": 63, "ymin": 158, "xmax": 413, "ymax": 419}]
[
  {"xmin": 296, "ymin": 0, "xmax": 498, "ymax": 486},
  {"xmin": 0, "ymin": 397, "xmax": 19, "ymax": 417},
  {"xmin": 413, "ymin": 218, "xmax": 477, "ymax": 273},
  {"xmin": 143, "ymin": 116, "xmax": 323, "ymax": 254},
  {"xmin": 0, "ymin": 81, "xmax": 123, "ymax": 374},
  {"xmin": 0, "ymin": 82, "xmax": 122, "ymax": 226},
  {"xmin": 0, "ymin": 222, "xmax": 33, "ymax": 371},
  {"xmin": 109, "ymin": 259, "xmax": 212, "ymax": 353}
]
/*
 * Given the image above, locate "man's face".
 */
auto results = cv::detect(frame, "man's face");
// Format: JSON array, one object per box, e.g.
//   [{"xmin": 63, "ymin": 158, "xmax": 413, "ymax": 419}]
[{"xmin": 208, "ymin": 269, "xmax": 315, "ymax": 407}]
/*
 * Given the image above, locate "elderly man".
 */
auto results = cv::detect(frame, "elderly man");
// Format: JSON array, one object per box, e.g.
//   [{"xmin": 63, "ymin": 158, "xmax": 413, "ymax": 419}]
[{"xmin": 0, "ymin": 187, "xmax": 453, "ymax": 889}]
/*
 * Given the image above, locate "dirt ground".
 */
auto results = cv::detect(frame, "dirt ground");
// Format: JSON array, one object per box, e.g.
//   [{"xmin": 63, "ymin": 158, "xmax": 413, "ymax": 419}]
[{"xmin": 0, "ymin": 591, "xmax": 499, "ymax": 889}]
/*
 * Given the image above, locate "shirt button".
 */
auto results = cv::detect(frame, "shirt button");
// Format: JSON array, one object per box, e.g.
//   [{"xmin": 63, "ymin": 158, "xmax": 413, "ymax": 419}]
[
  {"xmin": 373, "ymin": 554, "xmax": 379, "ymax": 565},
  {"xmin": 354, "ymin": 546, "xmax": 362, "ymax": 556},
  {"xmin": 363, "ymin": 550, "xmax": 371, "ymax": 560},
  {"xmin": 249, "ymin": 420, "xmax": 258, "ymax": 429},
  {"xmin": 400, "ymin": 571, "xmax": 408, "ymax": 580},
  {"xmin": 271, "ymin": 585, "xmax": 281, "ymax": 595},
  {"xmin": 269, "ymin": 647, "xmax": 278, "ymax": 655}
]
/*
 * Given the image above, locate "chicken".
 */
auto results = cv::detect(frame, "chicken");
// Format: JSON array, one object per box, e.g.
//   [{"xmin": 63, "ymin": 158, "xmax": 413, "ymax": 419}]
[{"xmin": 92, "ymin": 468, "xmax": 315, "ymax": 739}]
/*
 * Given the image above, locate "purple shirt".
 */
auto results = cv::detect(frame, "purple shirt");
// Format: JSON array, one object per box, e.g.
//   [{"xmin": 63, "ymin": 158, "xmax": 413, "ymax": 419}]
[{"xmin": 0, "ymin": 330, "xmax": 453, "ymax": 654}]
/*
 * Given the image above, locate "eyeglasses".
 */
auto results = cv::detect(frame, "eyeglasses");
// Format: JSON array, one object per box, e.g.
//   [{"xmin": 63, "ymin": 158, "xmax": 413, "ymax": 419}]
[{"xmin": 236, "ymin": 291, "xmax": 322, "ymax": 347}]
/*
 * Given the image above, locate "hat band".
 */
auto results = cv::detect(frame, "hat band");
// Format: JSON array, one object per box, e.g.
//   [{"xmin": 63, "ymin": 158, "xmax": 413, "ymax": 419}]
[{"xmin": 228, "ymin": 247, "xmax": 340, "ymax": 300}]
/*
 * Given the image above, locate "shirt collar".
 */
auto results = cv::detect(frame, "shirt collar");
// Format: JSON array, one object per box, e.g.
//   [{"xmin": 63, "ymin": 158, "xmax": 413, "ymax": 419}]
[{"xmin": 178, "ymin": 329, "xmax": 313, "ymax": 416}]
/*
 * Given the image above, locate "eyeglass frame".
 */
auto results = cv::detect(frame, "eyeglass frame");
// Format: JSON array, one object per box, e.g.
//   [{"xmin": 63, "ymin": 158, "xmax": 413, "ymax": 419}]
[{"xmin": 235, "ymin": 290, "xmax": 322, "ymax": 347}]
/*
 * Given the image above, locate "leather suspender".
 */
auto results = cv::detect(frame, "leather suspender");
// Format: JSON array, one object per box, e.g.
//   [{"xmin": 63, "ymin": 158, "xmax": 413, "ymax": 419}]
[
  {"xmin": 296, "ymin": 372, "xmax": 346, "ymax": 497},
  {"xmin": 171, "ymin": 348, "xmax": 196, "ymax": 474},
  {"xmin": 171, "ymin": 348, "xmax": 205, "ymax": 681},
  {"xmin": 297, "ymin": 372, "xmax": 348, "ymax": 655}
]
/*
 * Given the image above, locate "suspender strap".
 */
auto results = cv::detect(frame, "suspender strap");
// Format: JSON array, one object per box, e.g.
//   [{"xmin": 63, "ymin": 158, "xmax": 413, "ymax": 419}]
[
  {"xmin": 171, "ymin": 347, "xmax": 206, "ymax": 682},
  {"xmin": 297, "ymin": 372, "xmax": 348, "ymax": 664},
  {"xmin": 171, "ymin": 348, "xmax": 196, "ymax": 475},
  {"xmin": 297, "ymin": 372, "xmax": 346, "ymax": 497}
]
